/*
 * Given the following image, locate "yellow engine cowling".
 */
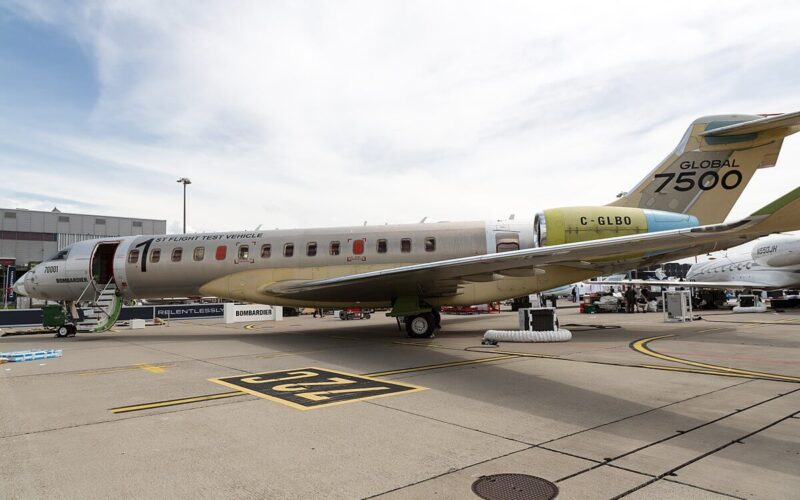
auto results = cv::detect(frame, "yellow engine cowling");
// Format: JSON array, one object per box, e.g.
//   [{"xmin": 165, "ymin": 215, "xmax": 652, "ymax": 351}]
[{"xmin": 534, "ymin": 207, "xmax": 699, "ymax": 247}]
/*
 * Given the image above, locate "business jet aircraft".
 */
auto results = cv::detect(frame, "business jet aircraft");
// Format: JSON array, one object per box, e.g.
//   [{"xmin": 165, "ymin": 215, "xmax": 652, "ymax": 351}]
[
  {"xmin": 683, "ymin": 234, "xmax": 800, "ymax": 290},
  {"xmin": 13, "ymin": 111, "xmax": 800, "ymax": 337}
]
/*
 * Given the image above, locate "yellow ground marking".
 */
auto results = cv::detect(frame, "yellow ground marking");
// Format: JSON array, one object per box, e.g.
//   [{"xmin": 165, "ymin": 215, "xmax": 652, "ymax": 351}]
[
  {"xmin": 209, "ymin": 367, "xmax": 427, "ymax": 411},
  {"xmin": 366, "ymin": 355, "xmax": 518, "ymax": 377},
  {"xmin": 475, "ymin": 350, "xmax": 557, "ymax": 359},
  {"xmin": 78, "ymin": 363, "xmax": 176, "ymax": 376},
  {"xmin": 244, "ymin": 323, "xmax": 274, "ymax": 330},
  {"xmin": 111, "ymin": 391, "xmax": 244, "ymax": 414},
  {"xmin": 137, "ymin": 364, "xmax": 167, "ymax": 374},
  {"xmin": 392, "ymin": 340, "xmax": 444, "ymax": 347},
  {"xmin": 632, "ymin": 335, "xmax": 800, "ymax": 383},
  {"xmin": 111, "ymin": 354, "xmax": 521, "ymax": 413},
  {"xmin": 638, "ymin": 364, "xmax": 770, "ymax": 381}
]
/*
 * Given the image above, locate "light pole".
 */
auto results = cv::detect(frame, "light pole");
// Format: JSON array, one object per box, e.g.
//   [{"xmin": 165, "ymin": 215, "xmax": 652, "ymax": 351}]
[{"xmin": 177, "ymin": 178, "xmax": 191, "ymax": 233}]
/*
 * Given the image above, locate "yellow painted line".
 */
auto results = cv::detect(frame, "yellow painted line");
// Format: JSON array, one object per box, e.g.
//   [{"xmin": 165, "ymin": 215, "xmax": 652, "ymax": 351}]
[
  {"xmin": 638, "ymin": 364, "xmax": 768, "ymax": 381},
  {"xmin": 632, "ymin": 335, "xmax": 800, "ymax": 383},
  {"xmin": 392, "ymin": 341, "xmax": 444, "ymax": 347},
  {"xmin": 137, "ymin": 364, "xmax": 167, "ymax": 374},
  {"xmin": 482, "ymin": 350, "xmax": 557, "ymax": 359},
  {"xmin": 78, "ymin": 363, "xmax": 177, "ymax": 376},
  {"xmin": 111, "ymin": 391, "xmax": 244, "ymax": 414},
  {"xmin": 366, "ymin": 355, "xmax": 518, "ymax": 377}
]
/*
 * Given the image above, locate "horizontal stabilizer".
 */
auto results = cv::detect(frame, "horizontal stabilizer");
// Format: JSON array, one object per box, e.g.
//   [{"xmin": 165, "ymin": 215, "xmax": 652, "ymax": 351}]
[{"xmin": 701, "ymin": 111, "xmax": 800, "ymax": 137}]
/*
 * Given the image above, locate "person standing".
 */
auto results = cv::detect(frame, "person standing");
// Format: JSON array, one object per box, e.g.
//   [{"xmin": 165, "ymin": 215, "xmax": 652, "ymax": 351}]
[
  {"xmin": 625, "ymin": 286, "xmax": 636, "ymax": 313},
  {"xmin": 572, "ymin": 285, "xmax": 579, "ymax": 303}
]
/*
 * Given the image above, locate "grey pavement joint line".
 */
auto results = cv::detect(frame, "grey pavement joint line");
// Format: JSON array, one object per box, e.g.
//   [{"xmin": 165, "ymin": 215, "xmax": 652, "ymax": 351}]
[
  {"xmin": 361, "ymin": 380, "xmax": 753, "ymax": 499},
  {"xmin": 611, "ymin": 409, "xmax": 800, "ymax": 499},
  {"xmin": 552, "ymin": 386, "xmax": 800, "ymax": 484}
]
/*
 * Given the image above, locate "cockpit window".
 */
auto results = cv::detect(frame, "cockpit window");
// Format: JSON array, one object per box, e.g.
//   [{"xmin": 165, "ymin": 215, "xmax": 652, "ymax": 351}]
[{"xmin": 49, "ymin": 249, "xmax": 69, "ymax": 261}]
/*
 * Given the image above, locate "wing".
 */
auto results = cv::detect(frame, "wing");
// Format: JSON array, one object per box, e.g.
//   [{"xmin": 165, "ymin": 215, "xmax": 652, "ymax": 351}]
[
  {"xmin": 264, "ymin": 186, "xmax": 800, "ymax": 302},
  {"xmin": 583, "ymin": 279, "xmax": 772, "ymax": 290}
]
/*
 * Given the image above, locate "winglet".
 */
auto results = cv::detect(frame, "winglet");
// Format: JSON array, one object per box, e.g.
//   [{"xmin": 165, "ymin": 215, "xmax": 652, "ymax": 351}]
[
  {"xmin": 750, "ymin": 186, "xmax": 800, "ymax": 216},
  {"xmin": 745, "ymin": 186, "xmax": 800, "ymax": 234}
]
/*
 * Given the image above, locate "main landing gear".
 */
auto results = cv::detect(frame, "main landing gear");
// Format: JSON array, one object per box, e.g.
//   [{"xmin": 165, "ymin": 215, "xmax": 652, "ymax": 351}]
[{"xmin": 404, "ymin": 309, "xmax": 441, "ymax": 339}]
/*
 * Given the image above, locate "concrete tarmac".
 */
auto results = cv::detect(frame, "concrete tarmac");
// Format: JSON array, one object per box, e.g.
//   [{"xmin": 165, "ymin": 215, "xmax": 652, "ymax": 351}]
[{"xmin": 1, "ymin": 307, "xmax": 799, "ymax": 499}]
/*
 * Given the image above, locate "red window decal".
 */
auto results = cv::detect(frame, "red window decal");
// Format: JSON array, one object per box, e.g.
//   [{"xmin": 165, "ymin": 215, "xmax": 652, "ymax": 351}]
[
  {"xmin": 216, "ymin": 245, "xmax": 227, "ymax": 260},
  {"xmin": 352, "ymin": 239, "xmax": 364, "ymax": 255}
]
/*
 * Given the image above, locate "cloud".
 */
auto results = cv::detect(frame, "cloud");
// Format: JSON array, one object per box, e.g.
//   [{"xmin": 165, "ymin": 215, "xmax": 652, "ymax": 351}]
[{"xmin": 2, "ymin": 0, "xmax": 800, "ymax": 240}]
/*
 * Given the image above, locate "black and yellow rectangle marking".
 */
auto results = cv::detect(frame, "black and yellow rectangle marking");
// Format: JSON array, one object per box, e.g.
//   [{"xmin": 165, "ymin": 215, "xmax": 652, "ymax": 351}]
[{"xmin": 209, "ymin": 367, "xmax": 426, "ymax": 410}]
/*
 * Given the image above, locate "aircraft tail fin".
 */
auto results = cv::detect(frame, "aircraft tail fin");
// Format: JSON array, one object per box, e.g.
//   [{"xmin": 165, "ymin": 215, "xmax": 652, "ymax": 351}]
[{"xmin": 609, "ymin": 111, "xmax": 800, "ymax": 224}]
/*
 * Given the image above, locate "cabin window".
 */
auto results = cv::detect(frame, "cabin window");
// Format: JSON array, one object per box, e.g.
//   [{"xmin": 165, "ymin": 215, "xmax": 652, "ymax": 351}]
[
  {"xmin": 401, "ymin": 238, "xmax": 412, "ymax": 253},
  {"xmin": 128, "ymin": 249, "xmax": 139, "ymax": 264},
  {"xmin": 425, "ymin": 237, "xmax": 436, "ymax": 252},
  {"xmin": 307, "ymin": 242, "xmax": 317, "ymax": 257},
  {"xmin": 377, "ymin": 239, "xmax": 387, "ymax": 253},
  {"xmin": 330, "ymin": 241, "xmax": 340, "ymax": 256},
  {"xmin": 216, "ymin": 245, "xmax": 227, "ymax": 260},
  {"xmin": 171, "ymin": 247, "xmax": 183, "ymax": 262},
  {"xmin": 238, "ymin": 245, "xmax": 250, "ymax": 260},
  {"xmin": 150, "ymin": 248, "xmax": 161, "ymax": 263},
  {"xmin": 284, "ymin": 243, "xmax": 294, "ymax": 257},
  {"xmin": 193, "ymin": 247, "xmax": 205, "ymax": 261},
  {"xmin": 352, "ymin": 239, "xmax": 364, "ymax": 255},
  {"xmin": 261, "ymin": 244, "xmax": 271, "ymax": 258}
]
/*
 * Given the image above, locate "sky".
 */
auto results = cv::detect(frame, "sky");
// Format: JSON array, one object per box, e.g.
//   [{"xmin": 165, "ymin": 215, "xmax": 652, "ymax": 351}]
[{"xmin": 1, "ymin": 1, "xmax": 799, "ymax": 258}]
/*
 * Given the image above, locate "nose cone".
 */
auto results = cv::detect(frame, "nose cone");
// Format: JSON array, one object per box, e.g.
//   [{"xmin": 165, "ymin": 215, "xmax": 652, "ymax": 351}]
[{"xmin": 12, "ymin": 273, "xmax": 27, "ymax": 297}]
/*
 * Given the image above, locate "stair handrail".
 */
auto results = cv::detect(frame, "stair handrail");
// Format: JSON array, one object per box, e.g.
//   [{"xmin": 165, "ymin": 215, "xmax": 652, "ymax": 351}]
[
  {"xmin": 94, "ymin": 278, "xmax": 117, "ymax": 319},
  {"xmin": 75, "ymin": 278, "xmax": 98, "ymax": 304}
]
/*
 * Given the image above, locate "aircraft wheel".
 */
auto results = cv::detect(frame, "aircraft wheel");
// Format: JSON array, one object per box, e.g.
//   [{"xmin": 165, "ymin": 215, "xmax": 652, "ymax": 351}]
[
  {"xmin": 406, "ymin": 313, "xmax": 436, "ymax": 338},
  {"xmin": 55, "ymin": 326, "xmax": 69, "ymax": 338},
  {"xmin": 364, "ymin": 313, "xmax": 371, "ymax": 319},
  {"xmin": 339, "ymin": 311, "xmax": 346, "ymax": 320},
  {"xmin": 67, "ymin": 325, "xmax": 77, "ymax": 337}
]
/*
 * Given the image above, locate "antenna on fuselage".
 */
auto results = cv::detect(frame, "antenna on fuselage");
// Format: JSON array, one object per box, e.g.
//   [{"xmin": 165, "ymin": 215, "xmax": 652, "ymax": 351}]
[
  {"xmin": 255, "ymin": 224, "xmax": 262, "ymax": 231},
  {"xmin": 508, "ymin": 214, "xmax": 515, "ymax": 220},
  {"xmin": 419, "ymin": 216, "xmax": 427, "ymax": 223}
]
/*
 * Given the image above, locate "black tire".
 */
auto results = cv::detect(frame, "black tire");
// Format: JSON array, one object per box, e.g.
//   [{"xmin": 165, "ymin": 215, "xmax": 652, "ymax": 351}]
[
  {"xmin": 405, "ymin": 313, "xmax": 436, "ymax": 338},
  {"xmin": 339, "ymin": 311, "xmax": 346, "ymax": 320},
  {"xmin": 55, "ymin": 326, "xmax": 69, "ymax": 338},
  {"xmin": 364, "ymin": 313, "xmax": 371, "ymax": 319}
]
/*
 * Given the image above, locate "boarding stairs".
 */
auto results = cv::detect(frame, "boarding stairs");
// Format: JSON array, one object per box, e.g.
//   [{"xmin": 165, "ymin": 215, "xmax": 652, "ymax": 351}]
[{"xmin": 75, "ymin": 281, "xmax": 123, "ymax": 333}]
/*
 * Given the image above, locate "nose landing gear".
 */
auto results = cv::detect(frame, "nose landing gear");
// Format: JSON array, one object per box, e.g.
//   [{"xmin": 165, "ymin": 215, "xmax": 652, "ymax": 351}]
[{"xmin": 55, "ymin": 325, "xmax": 77, "ymax": 338}]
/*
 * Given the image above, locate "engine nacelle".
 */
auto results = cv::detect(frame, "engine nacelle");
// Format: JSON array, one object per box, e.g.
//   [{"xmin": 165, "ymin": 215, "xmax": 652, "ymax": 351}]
[
  {"xmin": 751, "ymin": 236, "xmax": 800, "ymax": 267},
  {"xmin": 534, "ymin": 207, "xmax": 699, "ymax": 247}
]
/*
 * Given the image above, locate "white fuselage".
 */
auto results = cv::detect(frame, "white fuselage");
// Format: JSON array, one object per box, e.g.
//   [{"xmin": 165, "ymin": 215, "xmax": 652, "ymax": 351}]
[
  {"xmin": 686, "ymin": 235, "xmax": 800, "ymax": 289},
  {"xmin": 15, "ymin": 219, "xmax": 570, "ymax": 307}
]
